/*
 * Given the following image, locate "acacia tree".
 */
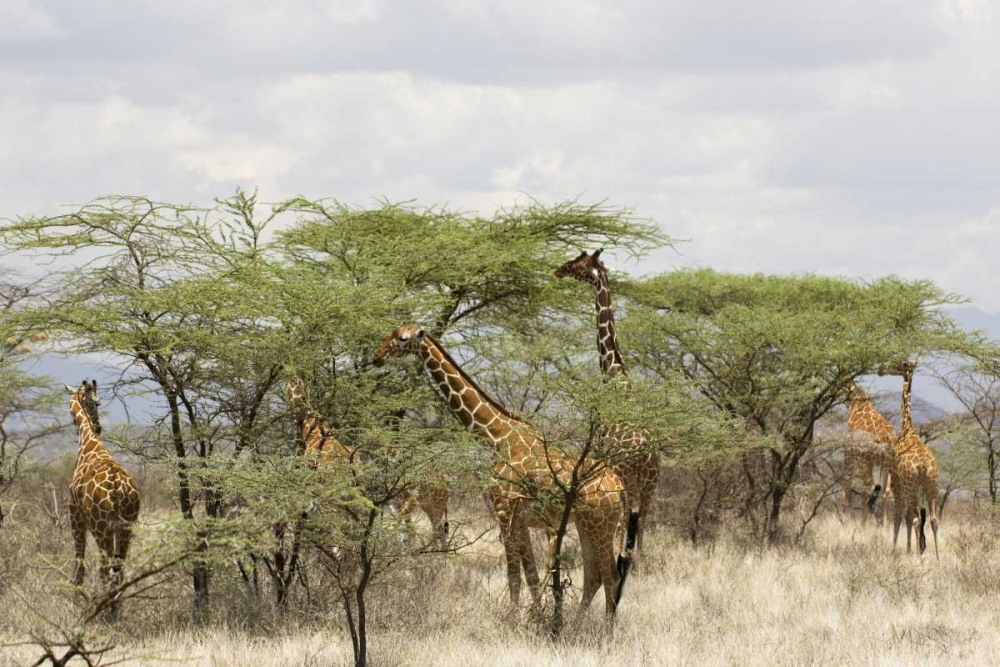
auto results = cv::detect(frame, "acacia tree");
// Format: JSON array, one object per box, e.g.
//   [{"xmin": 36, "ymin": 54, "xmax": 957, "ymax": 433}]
[
  {"xmin": 2, "ymin": 192, "xmax": 672, "ymax": 663},
  {"xmin": 0, "ymin": 275, "xmax": 61, "ymax": 529},
  {"xmin": 0, "ymin": 192, "xmax": 304, "ymax": 616},
  {"xmin": 934, "ymin": 362, "xmax": 1000, "ymax": 504},
  {"xmin": 621, "ymin": 270, "xmax": 982, "ymax": 542}
]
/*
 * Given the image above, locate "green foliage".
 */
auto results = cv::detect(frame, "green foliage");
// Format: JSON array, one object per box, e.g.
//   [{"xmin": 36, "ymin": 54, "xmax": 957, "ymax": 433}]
[
  {"xmin": 622, "ymin": 270, "xmax": 976, "ymax": 432},
  {"xmin": 620, "ymin": 269, "xmax": 979, "ymax": 539}
]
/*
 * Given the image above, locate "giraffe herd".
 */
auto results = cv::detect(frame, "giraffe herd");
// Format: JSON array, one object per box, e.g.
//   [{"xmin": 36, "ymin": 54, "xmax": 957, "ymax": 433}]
[
  {"xmin": 58, "ymin": 251, "xmax": 943, "ymax": 625},
  {"xmin": 841, "ymin": 362, "xmax": 941, "ymax": 558}
]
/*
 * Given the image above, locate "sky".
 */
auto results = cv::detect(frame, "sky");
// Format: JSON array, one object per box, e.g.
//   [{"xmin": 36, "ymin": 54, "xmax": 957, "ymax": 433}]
[{"xmin": 1, "ymin": 0, "xmax": 998, "ymax": 313}]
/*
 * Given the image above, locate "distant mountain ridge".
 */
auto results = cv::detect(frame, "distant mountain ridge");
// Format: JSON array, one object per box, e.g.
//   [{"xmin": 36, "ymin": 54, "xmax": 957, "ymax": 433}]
[{"xmin": 945, "ymin": 306, "xmax": 1000, "ymax": 341}]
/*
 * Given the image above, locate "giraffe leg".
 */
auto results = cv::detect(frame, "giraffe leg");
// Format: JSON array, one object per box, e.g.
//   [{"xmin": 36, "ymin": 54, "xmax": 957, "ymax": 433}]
[
  {"xmin": 891, "ymin": 490, "xmax": 904, "ymax": 551},
  {"xmin": 842, "ymin": 451, "xmax": 855, "ymax": 516},
  {"xmin": 928, "ymin": 489, "xmax": 940, "ymax": 561},
  {"xmin": 860, "ymin": 477, "xmax": 871, "ymax": 529},
  {"xmin": 497, "ymin": 510, "xmax": 522, "ymax": 604},
  {"xmin": 112, "ymin": 523, "xmax": 133, "ymax": 583},
  {"xmin": 879, "ymin": 469, "xmax": 892, "ymax": 527},
  {"xmin": 101, "ymin": 523, "xmax": 133, "ymax": 622},
  {"xmin": 904, "ymin": 502, "xmax": 916, "ymax": 554},
  {"xmin": 69, "ymin": 502, "xmax": 87, "ymax": 586},
  {"xmin": 420, "ymin": 498, "xmax": 447, "ymax": 548},
  {"xmin": 395, "ymin": 491, "xmax": 419, "ymax": 543},
  {"xmin": 591, "ymin": 524, "xmax": 623, "ymax": 616},
  {"xmin": 95, "ymin": 530, "xmax": 119, "ymax": 622},
  {"xmin": 518, "ymin": 523, "xmax": 542, "ymax": 604},
  {"xmin": 634, "ymin": 468, "xmax": 657, "ymax": 571},
  {"xmin": 576, "ymin": 524, "xmax": 601, "ymax": 612}
]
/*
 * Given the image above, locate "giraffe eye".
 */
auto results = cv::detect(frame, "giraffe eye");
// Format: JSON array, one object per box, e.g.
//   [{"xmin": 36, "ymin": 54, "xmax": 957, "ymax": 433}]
[{"xmin": 398, "ymin": 335, "xmax": 409, "ymax": 343}]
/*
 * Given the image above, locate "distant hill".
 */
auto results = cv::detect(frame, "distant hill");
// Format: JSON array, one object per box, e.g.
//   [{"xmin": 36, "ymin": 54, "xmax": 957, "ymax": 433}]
[
  {"xmin": 863, "ymin": 391, "xmax": 948, "ymax": 426},
  {"xmin": 19, "ymin": 352, "xmax": 161, "ymax": 426},
  {"xmin": 861, "ymin": 305, "xmax": 999, "ymax": 414},
  {"xmin": 946, "ymin": 306, "xmax": 1000, "ymax": 341}
]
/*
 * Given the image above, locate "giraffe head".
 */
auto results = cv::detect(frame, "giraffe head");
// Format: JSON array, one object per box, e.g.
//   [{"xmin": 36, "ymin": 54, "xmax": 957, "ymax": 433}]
[
  {"xmin": 846, "ymin": 380, "xmax": 868, "ymax": 401},
  {"xmin": 285, "ymin": 372, "xmax": 306, "ymax": 403},
  {"xmin": 554, "ymin": 249, "xmax": 605, "ymax": 285},
  {"xmin": 877, "ymin": 358, "xmax": 915, "ymax": 377},
  {"xmin": 65, "ymin": 380, "xmax": 102, "ymax": 435},
  {"xmin": 372, "ymin": 325, "xmax": 427, "ymax": 366}
]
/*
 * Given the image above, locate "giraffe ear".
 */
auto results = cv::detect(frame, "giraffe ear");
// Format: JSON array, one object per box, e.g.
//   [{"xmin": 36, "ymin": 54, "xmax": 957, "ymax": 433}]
[
  {"xmin": 415, "ymin": 329, "xmax": 426, "ymax": 340},
  {"xmin": 63, "ymin": 384, "xmax": 76, "ymax": 394},
  {"xmin": 593, "ymin": 248, "xmax": 603, "ymax": 260}
]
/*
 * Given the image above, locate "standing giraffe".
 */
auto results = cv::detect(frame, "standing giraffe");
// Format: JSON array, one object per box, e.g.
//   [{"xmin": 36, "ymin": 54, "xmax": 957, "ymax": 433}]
[
  {"xmin": 888, "ymin": 361, "xmax": 940, "ymax": 557},
  {"xmin": 286, "ymin": 372, "xmax": 449, "ymax": 543},
  {"xmin": 65, "ymin": 380, "xmax": 141, "ymax": 619},
  {"xmin": 373, "ymin": 325, "xmax": 637, "ymax": 614},
  {"xmin": 843, "ymin": 380, "xmax": 896, "ymax": 526},
  {"xmin": 555, "ymin": 249, "xmax": 659, "ymax": 558}
]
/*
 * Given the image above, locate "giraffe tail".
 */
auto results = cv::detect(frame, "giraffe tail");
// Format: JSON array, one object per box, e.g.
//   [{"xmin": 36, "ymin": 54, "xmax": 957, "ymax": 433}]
[
  {"xmin": 867, "ymin": 484, "xmax": 882, "ymax": 513},
  {"xmin": 613, "ymin": 510, "xmax": 640, "ymax": 610},
  {"xmin": 918, "ymin": 508, "xmax": 928, "ymax": 555}
]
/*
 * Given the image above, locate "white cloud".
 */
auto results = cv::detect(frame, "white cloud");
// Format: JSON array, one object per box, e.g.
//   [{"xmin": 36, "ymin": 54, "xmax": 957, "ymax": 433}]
[
  {"xmin": 0, "ymin": 0, "xmax": 62, "ymax": 38},
  {"xmin": 0, "ymin": 1, "xmax": 998, "ymax": 312},
  {"xmin": 176, "ymin": 145, "xmax": 299, "ymax": 187}
]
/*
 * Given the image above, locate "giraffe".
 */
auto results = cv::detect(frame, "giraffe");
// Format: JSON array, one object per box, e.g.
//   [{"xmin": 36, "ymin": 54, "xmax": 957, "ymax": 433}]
[
  {"xmin": 555, "ymin": 249, "xmax": 659, "ymax": 560},
  {"xmin": 65, "ymin": 380, "xmax": 141, "ymax": 620},
  {"xmin": 843, "ymin": 380, "xmax": 897, "ymax": 526},
  {"xmin": 373, "ymin": 325, "xmax": 638, "ymax": 614},
  {"xmin": 286, "ymin": 372, "xmax": 356, "ymax": 463},
  {"xmin": 286, "ymin": 372, "xmax": 449, "ymax": 543},
  {"xmin": 888, "ymin": 361, "xmax": 940, "ymax": 558}
]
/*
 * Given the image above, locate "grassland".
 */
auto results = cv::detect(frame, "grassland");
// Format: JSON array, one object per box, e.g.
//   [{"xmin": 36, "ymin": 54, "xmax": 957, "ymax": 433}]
[{"xmin": 2, "ymin": 496, "xmax": 998, "ymax": 666}]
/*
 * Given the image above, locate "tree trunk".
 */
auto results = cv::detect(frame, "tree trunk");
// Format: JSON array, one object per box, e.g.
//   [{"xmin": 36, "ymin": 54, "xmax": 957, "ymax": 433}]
[
  {"xmin": 765, "ymin": 431, "xmax": 813, "ymax": 543},
  {"xmin": 691, "ymin": 469, "xmax": 709, "ymax": 547},
  {"xmin": 162, "ymin": 385, "xmax": 210, "ymax": 619},
  {"xmin": 766, "ymin": 484, "xmax": 786, "ymax": 543},
  {"xmin": 988, "ymin": 445, "xmax": 997, "ymax": 505},
  {"xmin": 548, "ymin": 488, "xmax": 577, "ymax": 640},
  {"xmin": 350, "ymin": 509, "xmax": 377, "ymax": 667}
]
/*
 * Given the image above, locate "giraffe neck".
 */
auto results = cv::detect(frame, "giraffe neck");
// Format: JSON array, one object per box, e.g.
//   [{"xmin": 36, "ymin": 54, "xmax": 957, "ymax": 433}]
[
  {"xmin": 69, "ymin": 397, "xmax": 109, "ymax": 457},
  {"xmin": 900, "ymin": 366, "xmax": 914, "ymax": 436},
  {"xmin": 417, "ymin": 337, "xmax": 531, "ymax": 448},
  {"xmin": 846, "ymin": 384, "xmax": 872, "ymax": 424},
  {"xmin": 593, "ymin": 269, "xmax": 627, "ymax": 378}
]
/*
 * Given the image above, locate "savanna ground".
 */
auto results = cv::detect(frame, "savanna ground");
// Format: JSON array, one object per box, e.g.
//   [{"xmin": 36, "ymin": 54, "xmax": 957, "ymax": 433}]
[{"xmin": 2, "ymin": 473, "xmax": 998, "ymax": 667}]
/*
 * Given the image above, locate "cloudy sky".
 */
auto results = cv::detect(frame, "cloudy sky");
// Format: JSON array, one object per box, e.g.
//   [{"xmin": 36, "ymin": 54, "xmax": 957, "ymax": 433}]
[{"xmin": 2, "ymin": 0, "xmax": 998, "ymax": 312}]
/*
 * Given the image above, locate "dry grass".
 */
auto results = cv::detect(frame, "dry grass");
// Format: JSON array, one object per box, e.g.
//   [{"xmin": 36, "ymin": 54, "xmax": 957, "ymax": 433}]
[{"xmin": 2, "ymin": 497, "xmax": 999, "ymax": 666}]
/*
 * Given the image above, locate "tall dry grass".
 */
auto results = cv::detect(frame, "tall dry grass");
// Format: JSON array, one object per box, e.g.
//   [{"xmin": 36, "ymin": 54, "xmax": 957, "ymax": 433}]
[{"xmin": 2, "ymin": 489, "xmax": 999, "ymax": 666}]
